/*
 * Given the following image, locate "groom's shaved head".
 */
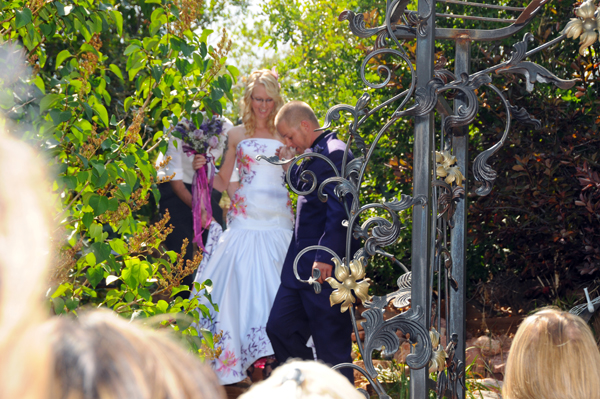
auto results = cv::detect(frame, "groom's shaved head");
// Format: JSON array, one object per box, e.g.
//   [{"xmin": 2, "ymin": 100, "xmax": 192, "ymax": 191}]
[{"xmin": 275, "ymin": 101, "xmax": 319, "ymax": 129}]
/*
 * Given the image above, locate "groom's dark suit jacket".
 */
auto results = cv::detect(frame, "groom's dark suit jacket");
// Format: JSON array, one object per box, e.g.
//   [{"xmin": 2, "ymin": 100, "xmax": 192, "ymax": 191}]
[{"xmin": 281, "ymin": 131, "xmax": 356, "ymax": 290}]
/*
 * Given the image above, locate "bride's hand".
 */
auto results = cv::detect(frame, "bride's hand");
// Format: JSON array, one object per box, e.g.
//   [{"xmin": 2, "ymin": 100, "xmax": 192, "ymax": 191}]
[
  {"xmin": 193, "ymin": 154, "xmax": 207, "ymax": 170},
  {"xmin": 277, "ymin": 145, "xmax": 295, "ymax": 161}
]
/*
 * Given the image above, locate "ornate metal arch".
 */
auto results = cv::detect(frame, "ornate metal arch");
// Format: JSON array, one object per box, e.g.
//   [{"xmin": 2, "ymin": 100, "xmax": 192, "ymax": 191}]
[{"xmin": 262, "ymin": 0, "xmax": 579, "ymax": 397}]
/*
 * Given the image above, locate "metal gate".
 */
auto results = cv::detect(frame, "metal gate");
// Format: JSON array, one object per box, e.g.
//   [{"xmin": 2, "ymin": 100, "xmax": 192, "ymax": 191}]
[{"xmin": 266, "ymin": 0, "xmax": 578, "ymax": 397}]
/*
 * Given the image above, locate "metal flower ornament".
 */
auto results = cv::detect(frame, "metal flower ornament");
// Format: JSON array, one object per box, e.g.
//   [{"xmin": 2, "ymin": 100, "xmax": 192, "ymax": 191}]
[
  {"xmin": 326, "ymin": 257, "xmax": 372, "ymax": 313},
  {"xmin": 563, "ymin": 0, "xmax": 600, "ymax": 55},
  {"xmin": 429, "ymin": 328, "xmax": 447, "ymax": 374},
  {"xmin": 435, "ymin": 151, "xmax": 465, "ymax": 187}
]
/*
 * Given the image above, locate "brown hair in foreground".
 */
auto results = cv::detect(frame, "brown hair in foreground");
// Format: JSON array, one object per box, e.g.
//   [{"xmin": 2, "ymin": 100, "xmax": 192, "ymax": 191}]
[
  {"xmin": 503, "ymin": 307, "xmax": 600, "ymax": 399},
  {"xmin": 45, "ymin": 310, "xmax": 226, "ymax": 399}
]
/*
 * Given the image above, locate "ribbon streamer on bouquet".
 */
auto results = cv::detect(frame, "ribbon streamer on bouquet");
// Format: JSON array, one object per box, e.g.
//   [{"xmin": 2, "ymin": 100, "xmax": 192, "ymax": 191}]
[{"xmin": 192, "ymin": 153, "xmax": 215, "ymax": 250}]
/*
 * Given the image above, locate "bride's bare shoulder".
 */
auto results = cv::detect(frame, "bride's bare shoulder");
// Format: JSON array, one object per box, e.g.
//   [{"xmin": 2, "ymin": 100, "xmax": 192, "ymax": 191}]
[{"xmin": 227, "ymin": 125, "xmax": 247, "ymax": 145}]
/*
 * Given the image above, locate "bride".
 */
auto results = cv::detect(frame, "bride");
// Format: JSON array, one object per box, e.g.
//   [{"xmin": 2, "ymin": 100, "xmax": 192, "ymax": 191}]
[{"xmin": 190, "ymin": 69, "xmax": 293, "ymax": 385}]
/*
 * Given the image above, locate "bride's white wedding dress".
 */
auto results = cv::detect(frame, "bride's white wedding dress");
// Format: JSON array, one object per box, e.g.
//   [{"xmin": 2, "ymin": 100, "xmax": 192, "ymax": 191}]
[{"xmin": 190, "ymin": 138, "xmax": 293, "ymax": 385}]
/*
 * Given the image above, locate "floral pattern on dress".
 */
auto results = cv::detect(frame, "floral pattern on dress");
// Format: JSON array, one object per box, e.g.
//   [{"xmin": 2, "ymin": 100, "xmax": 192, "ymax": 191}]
[
  {"xmin": 216, "ymin": 347, "xmax": 239, "ymax": 377},
  {"xmin": 239, "ymin": 326, "xmax": 271, "ymax": 369},
  {"xmin": 227, "ymin": 190, "xmax": 248, "ymax": 225},
  {"xmin": 236, "ymin": 144, "xmax": 257, "ymax": 185},
  {"xmin": 245, "ymin": 139, "xmax": 268, "ymax": 154},
  {"xmin": 200, "ymin": 317, "xmax": 268, "ymax": 380}
]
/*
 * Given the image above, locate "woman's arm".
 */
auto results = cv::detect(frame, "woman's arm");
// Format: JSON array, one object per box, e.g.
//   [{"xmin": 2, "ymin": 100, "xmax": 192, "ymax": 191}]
[{"xmin": 226, "ymin": 181, "xmax": 239, "ymax": 199}]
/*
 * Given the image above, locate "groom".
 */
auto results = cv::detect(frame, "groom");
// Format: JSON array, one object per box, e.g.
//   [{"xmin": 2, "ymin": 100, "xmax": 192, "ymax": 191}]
[{"xmin": 266, "ymin": 101, "xmax": 356, "ymax": 382}]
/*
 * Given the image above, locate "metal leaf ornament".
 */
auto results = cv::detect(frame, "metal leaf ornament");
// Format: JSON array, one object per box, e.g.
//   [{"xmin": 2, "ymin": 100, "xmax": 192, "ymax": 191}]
[
  {"xmin": 429, "ymin": 328, "xmax": 447, "ymax": 373},
  {"xmin": 563, "ymin": 0, "xmax": 600, "ymax": 55},
  {"xmin": 436, "ymin": 151, "xmax": 465, "ymax": 187},
  {"xmin": 326, "ymin": 257, "xmax": 372, "ymax": 313}
]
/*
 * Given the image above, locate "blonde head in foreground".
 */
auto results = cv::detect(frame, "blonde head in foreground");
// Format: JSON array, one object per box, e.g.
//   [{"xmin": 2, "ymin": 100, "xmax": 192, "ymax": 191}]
[
  {"xmin": 239, "ymin": 360, "xmax": 364, "ymax": 399},
  {"xmin": 0, "ymin": 126, "xmax": 54, "ymax": 399},
  {"xmin": 503, "ymin": 307, "xmax": 600, "ymax": 399},
  {"xmin": 240, "ymin": 69, "xmax": 283, "ymax": 137}
]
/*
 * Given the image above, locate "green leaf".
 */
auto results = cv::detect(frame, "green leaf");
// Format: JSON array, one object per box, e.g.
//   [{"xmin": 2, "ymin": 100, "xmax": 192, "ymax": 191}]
[
  {"xmin": 39, "ymin": 93, "xmax": 62, "ymax": 113},
  {"xmin": 89, "ymin": 223, "xmax": 103, "ymax": 242},
  {"xmin": 86, "ymin": 252, "xmax": 97, "ymax": 266},
  {"xmin": 111, "ymin": 10, "xmax": 123, "ymax": 36},
  {"xmin": 200, "ymin": 328, "xmax": 214, "ymax": 348},
  {"xmin": 145, "ymin": 0, "xmax": 162, "ymax": 3},
  {"xmin": 86, "ymin": 265, "xmax": 104, "ymax": 288},
  {"xmin": 177, "ymin": 315, "xmax": 193, "ymax": 330},
  {"xmin": 92, "ymin": 102, "xmax": 109, "ymax": 127},
  {"xmin": 108, "ymin": 198, "xmax": 119, "ymax": 212},
  {"xmin": 124, "ymin": 169, "xmax": 137, "ymax": 187},
  {"xmin": 124, "ymin": 97, "xmax": 134, "ymax": 112},
  {"xmin": 124, "ymin": 291, "xmax": 135, "ymax": 302},
  {"xmin": 52, "ymin": 283, "xmax": 71, "ymax": 299},
  {"xmin": 15, "ymin": 7, "xmax": 32, "ymax": 29},
  {"xmin": 40, "ymin": 22, "xmax": 57, "ymax": 37},
  {"xmin": 156, "ymin": 299, "xmax": 169, "ymax": 313},
  {"xmin": 89, "ymin": 194, "xmax": 109, "ymax": 216},
  {"xmin": 65, "ymin": 298, "xmax": 79, "ymax": 311},
  {"xmin": 166, "ymin": 251, "xmax": 177, "ymax": 263},
  {"xmin": 122, "ymin": 260, "xmax": 150, "ymax": 288},
  {"xmin": 124, "ymin": 44, "xmax": 140, "ymax": 56},
  {"xmin": 151, "ymin": 65, "xmax": 163, "ymax": 83},
  {"xmin": 128, "ymin": 66, "xmax": 143, "ymax": 81},
  {"xmin": 109, "ymin": 64, "xmax": 124, "ymax": 81},
  {"xmin": 50, "ymin": 110, "xmax": 72, "ymax": 125},
  {"xmin": 91, "ymin": 242, "xmax": 111, "ymax": 264},
  {"xmin": 82, "ymin": 212, "xmax": 94, "ymax": 229},
  {"xmin": 138, "ymin": 287, "xmax": 151, "ymax": 301},
  {"xmin": 199, "ymin": 28, "xmax": 213, "ymax": 43},
  {"xmin": 33, "ymin": 76, "xmax": 45, "ymax": 94},
  {"xmin": 171, "ymin": 285, "xmax": 190, "ymax": 297},
  {"xmin": 52, "ymin": 297, "xmax": 65, "ymax": 314},
  {"xmin": 55, "ymin": 50, "xmax": 72, "ymax": 69},
  {"xmin": 62, "ymin": 175, "xmax": 77, "ymax": 189},
  {"xmin": 150, "ymin": 7, "xmax": 164, "ymax": 22},
  {"xmin": 143, "ymin": 37, "xmax": 160, "ymax": 51},
  {"xmin": 109, "ymin": 238, "xmax": 128, "ymax": 255},
  {"xmin": 227, "ymin": 65, "xmax": 240, "ymax": 80}
]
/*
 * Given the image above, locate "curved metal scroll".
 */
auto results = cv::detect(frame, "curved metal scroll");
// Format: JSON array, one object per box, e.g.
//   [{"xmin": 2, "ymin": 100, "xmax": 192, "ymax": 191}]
[{"xmin": 360, "ymin": 305, "xmax": 432, "ymax": 376}]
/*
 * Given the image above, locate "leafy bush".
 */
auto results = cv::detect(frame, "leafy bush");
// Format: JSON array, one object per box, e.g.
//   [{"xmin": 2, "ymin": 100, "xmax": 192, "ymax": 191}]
[{"xmin": 0, "ymin": 0, "xmax": 237, "ymax": 357}]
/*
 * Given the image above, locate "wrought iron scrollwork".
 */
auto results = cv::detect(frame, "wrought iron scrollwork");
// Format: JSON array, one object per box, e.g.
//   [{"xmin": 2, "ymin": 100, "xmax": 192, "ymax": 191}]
[
  {"xmin": 362, "ymin": 305, "xmax": 431, "ymax": 374},
  {"xmin": 258, "ymin": 0, "xmax": 580, "ymax": 397}
]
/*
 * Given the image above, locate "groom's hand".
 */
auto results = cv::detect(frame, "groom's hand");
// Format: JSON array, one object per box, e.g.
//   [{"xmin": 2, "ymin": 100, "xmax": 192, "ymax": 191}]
[{"xmin": 312, "ymin": 262, "xmax": 333, "ymax": 284}]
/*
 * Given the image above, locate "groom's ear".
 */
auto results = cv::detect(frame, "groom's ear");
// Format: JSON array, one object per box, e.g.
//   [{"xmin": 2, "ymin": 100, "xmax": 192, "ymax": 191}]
[{"xmin": 299, "ymin": 120, "xmax": 311, "ymax": 134}]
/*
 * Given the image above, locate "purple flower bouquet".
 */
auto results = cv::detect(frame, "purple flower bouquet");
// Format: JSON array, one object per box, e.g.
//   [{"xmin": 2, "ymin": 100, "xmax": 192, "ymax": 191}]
[{"xmin": 174, "ymin": 116, "xmax": 225, "ymax": 250}]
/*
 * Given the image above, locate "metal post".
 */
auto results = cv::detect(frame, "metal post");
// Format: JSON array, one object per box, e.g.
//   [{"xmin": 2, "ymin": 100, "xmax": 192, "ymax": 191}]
[
  {"xmin": 450, "ymin": 38, "xmax": 471, "ymax": 399},
  {"xmin": 411, "ymin": 0, "xmax": 436, "ymax": 397}
]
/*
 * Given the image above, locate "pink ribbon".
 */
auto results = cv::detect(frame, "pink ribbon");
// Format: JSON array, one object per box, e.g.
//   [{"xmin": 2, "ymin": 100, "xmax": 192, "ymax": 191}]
[{"xmin": 191, "ymin": 154, "xmax": 215, "ymax": 250}]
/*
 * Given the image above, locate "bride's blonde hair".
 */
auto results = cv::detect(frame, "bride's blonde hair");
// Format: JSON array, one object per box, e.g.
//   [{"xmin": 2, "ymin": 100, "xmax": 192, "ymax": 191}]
[{"xmin": 241, "ymin": 69, "xmax": 283, "ymax": 137}]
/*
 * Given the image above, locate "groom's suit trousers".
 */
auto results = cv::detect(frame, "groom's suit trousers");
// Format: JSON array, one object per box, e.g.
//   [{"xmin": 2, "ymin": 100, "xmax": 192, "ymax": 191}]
[{"xmin": 267, "ymin": 284, "xmax": 354, "ymax": 383}]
